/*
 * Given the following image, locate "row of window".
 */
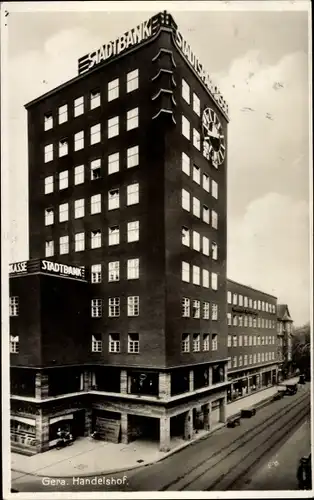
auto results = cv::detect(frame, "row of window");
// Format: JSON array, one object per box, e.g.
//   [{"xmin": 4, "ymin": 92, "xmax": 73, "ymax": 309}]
[
  {"xmin": 182, "ymin": 298, "xmax": 218, "ymax": 320},
  {"xmin": 227, "ymin": 313, "xmax": 276, "ymax": 329},
  {"xmin": 90, "ymin": 260, "xmax": 139, "ymax": 283},
  {"xmin": 45, "ymin": 184, "xmax": 139, "ymax": 225},
  {"xmin": 91, "ymin": 332, "xmax": 140, "ymax": 353},
  {"xmin": 44, "ymin": 70, "xmax": 139, "ymax": 131},
  {"xmin": 227, "ymin": 292, "xmax": 276, "ymax": 313},
  {"xmin": 91, "ymin": 297, "xmax": 140, "ymax": 317},
  {"xmin": 182, "ymin": 262, "xmax": 218, "ymax": 289},
  {"xmin": 181, "ymin": 152, "xmax": 218, "ymax": 197},
  {"xmin": 182, "ymin": 78, "xmax": 201, "ymax": 116},
  {"xmin": 228, "ymin": 334, "xmax": 276, "ymax": 347},
  {"xmin": 182, "ymin": 227, "xmax": 218, "ymax": 259},
  {"xmin": 182, "ymin": 189, "xmax": 218, "ymax": 228},
  {"xmin": 181, "ymin": 333, "xmax": 218, "ymax": 352},
  {"xmin": 44, "ymin": 109, "xmax": 139, "ymax": 163},
  {"xmin": 228, "ymin": 351, "xmax": 276, "ymax": 369}
]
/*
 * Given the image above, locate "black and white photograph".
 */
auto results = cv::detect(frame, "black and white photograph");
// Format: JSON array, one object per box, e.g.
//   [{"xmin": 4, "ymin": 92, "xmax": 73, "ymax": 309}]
[{"xmin": 1, "ymin": 0, "xmax": 312, "ymax": 497}]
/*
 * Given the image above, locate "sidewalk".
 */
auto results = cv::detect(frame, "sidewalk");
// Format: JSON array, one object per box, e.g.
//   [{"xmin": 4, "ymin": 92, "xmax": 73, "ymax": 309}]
[{"xmin": 11, "ymin": 376, "xmax": 302, "ymax": 479}]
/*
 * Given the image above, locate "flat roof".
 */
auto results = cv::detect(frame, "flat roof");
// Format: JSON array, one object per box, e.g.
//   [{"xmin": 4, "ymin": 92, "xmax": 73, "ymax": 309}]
[{"xmin": 227, "ymin": 278, "xmax": 277, "ymax": 299}]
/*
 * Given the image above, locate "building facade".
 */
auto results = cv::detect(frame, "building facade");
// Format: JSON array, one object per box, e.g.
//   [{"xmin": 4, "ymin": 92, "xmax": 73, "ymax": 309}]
[
  {"xmin": 10, "ymin": 11, "xmax": 230, "ymax": 454},
  {"xmin": 277, "ymin": 304, "xmax": 294, "ymax": 381},
  {"xmin": 226, "ymin": 280, "xmax": 278, "ymax": 402}
]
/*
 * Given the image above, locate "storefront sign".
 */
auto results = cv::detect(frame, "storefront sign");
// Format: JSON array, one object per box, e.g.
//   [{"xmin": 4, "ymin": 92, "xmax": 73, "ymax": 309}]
[
  {"xmin": 9, "ymin": 261, "xmax": 28, "ymax": 275},
  {"xmin": 232, "ymin": 306, "xmax": 258, "ymax": 316},
  {"xmin": 41, "ymin": 260, "xmax": 85, "ymax": 279}
]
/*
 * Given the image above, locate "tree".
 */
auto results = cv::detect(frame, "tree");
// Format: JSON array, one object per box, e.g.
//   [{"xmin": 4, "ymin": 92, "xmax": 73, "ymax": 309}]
[{"xmin": 292, "ymin": 323, "xmax": 311, "ymax": 378}]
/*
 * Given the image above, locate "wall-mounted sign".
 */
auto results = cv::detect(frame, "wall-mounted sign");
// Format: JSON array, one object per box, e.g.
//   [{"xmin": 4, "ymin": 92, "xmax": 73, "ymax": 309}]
[
  {"xmin": 9, "ymin": 261, "xmax": 28, "ymax": 275},
  {"xmin": 41, "ymin": 260, "xmax": 85, "ymax": 280},
  {"xmin": 232, "ymin": 306, "xmax": 258, "ymax": 316}
]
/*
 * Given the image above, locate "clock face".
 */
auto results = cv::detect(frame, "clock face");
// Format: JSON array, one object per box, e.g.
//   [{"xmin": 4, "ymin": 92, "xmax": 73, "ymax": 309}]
[{"xmin": 202, "ymin": 108, "xmax": 225, "ymax": 166}]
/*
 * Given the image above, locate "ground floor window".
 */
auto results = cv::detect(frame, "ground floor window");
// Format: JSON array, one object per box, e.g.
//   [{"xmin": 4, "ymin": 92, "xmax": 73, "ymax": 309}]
[
  {"xmin": 11, "ymin": 419, "xmax": 36, "ymax": 447},
  {"xmin": 128, "ymin": 371, "xmax": 159, "ymax": 396}
]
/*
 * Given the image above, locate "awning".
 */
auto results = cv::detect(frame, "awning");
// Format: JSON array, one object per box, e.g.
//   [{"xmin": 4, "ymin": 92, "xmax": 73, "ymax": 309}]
[
  {"xmin": 49, "ymin": 414, "xmax": 74, "ymax": 425},
  {"xmin": 11, "ymin": 416, "xmax": 36, "ymax": 426}
]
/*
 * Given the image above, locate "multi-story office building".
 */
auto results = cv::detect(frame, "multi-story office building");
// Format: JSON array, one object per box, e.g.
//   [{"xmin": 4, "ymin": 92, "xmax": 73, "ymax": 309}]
[
  {"xmin": 10, "ymin": 11, "xmax": 230, "ymax": 454},
  {"xmin": 277, "ymin": 304, "xmax": 294, "ymax": 381},
  {"xmin": 226, "ymin": 280, "xmax": 278, "ymax": 402}
]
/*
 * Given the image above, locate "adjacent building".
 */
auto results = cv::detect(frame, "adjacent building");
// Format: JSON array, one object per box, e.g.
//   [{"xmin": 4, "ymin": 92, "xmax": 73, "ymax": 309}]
[{"xmin": 277, "ymin": 304, "xmax": 294, "ymax": 381}]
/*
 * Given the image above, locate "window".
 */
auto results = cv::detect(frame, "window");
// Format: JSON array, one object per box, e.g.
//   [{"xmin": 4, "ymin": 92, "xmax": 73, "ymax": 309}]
[
  {"xmin": 203, "ymin": 334, "xmax": 210, "ymax": 351},
  {"xmin": 58, "ymin": 104, "xmax": 68, "ymax": 124},
  {"xmin": 212, "ymin": 303, "xmax": 218, "ymax": 321},
  {"xmin": 92, "ymin": 334, "xmax": 102, "ymax": 352},
  {"xmin": 193, "ymin": 334, "xmax": 200, "ymax": 352},
  {"xmin": 258, "ymin": 353, "xmax": 261, "ymax": 362},
  {"xmin": 249, "ymin": 335, "xmax": 252, "ymax": 346},
  {"xmin": 257, "ymin": 335, "xmax": 261, "ymax": 345},
  {"xmin": 90, "ymin": 90, "xmax": 100, "ymax": 109},
  {"xmin": 253, "ymin": 335, "xmax": 257, "ymax": 346},
  {"xmin": 44, "ymin": 144, "xmax": 53, "ymax": 163},
  {"xmin": 108, "ymin": 189, "xmax": 119, "ymax": 210},
  {"xmin": 212, "ymin": 242, "xmax": 218, "ymax": 260},
  {"xmin": 45, "ymin": 176, "xmax": 53, "ymax": 194},
  {"xmin": 253, "ymin": 353, "xmax": 257, "ymax": 364},
  {"xmin": 202, "ymin": 269, "xmax": 209, "ymax": 288},
  {"xmin": 182, "ymin": 152, "xmax": 190, "ymax": 176},
  {"xmin": 239, "ymin": 355, "xmax": 243, "ymax": 367},
  {"xmin": 212, "ymin": 334, "xmax": 218, "ymax": 351},
  {"xmin": 239, "ymin": 335, "xmax": 243, "ymax": 346},
  {"xmin": 75, "ymin": 232, "xmax": 85, "ymax": 252},
  {"xmin": 193, "ymin": 93, "xmax": 200, "ymax": 116},
  {"xmin": 74, "ymin": 198, "xmax": 84, "ymax": 219},
  {"xmin": 253, "ymin": 317, "xmax": 257, "ymax": 328},
  {"xmin": 262, "ymin": 301, "xmax": 265, "ymax": 311},
  {"xmin": 193, "ymin": 197, "xmax": 200, "ymax": 218},
  {"xmin": 228, "ymin": 335, "xmax": 232, "ymax": 347},
  {"xmin": 211, "ymin": 272, "xmax": 218, "ymax": 290},
  {"xmin": 127, "ymin": 183, "xmax": 139, "ymax": 206},
  {"xmin": 109, "ymin": 334, "xmax": 120, "ymax": 353},
  {"xmin": 182, "ymin": 226, "xmax": 190, "ymax": 247},
  {"xmin": 45, "ymin": 240, "xmax": 54, "ymax": 257},
  {"xmin": 59, "ymin": 139, "xmax": 68, "ymax": 157},
  {"xmin": 239, "ymin": 295, "xmax": 243, "ymax": 306},
  {"xmin": 244, "ymin": 335, "xmax": 248, "ymax": 346},
  {"xmin": 127, "ymin": 258, "xmax": 139, "ymax": 280},
  {"xmin": 233, "ymin": 357, "xmax": 237, "ymax": 368},
  {"xmin": 181, "ymin": 334, "xmax": 190, "ymax": 353},
  {"xmin": 182, "ymin": 298, "xmax": 190, "ymax": 317},
  {"xmin": 9, "ymin": 297, "xmax": 19, "ymax": 317},
  {"xmin": 59, "ymin": 203, "xmax": 68, "ymax": 222},
  {"xmin": 193, "ymin": 129, "xmax": 201, "ymax": 150},
  {"xmin": 75, "ymin": 165, "xmax": 84, "ymax": 185},
  {"xmin": 227, "ymin": 291, "xmax": 232, "ymax": 304},
  {"xmin": 233, "ymin": 294, "xmax": 238, "ymax": 306},
  {"xmin": 258, "ymin": 317, "xmax": 261, "ymax": 328},
  {"xmin": 91, "ymin": 193, "xmax": 101, "ymax": 214},
  {"xmin": 211, "ymin": 180, "xmax": 218, "ymax": 199},
  {"xmin": 127, "ymin": 146, "xmax": 139, "ymax": 168},
  {"xmin": 128, "ymin": 296, "xmax": 139, "ymax": 316},
  {"xmin": 203, "ymin": 173, "xmax": 210, "ymax": 192},
  {"xmin": 182, "ymin": 79, "xmax": 190, "ymax": 103},
  {"xmin": 244, "ymin": 296, "xmax": 248, "ymax": 307},
  {"xmin": 182, "ymin": 189, "xmax": 190, "ymax": 211},
  {"xmin": 249, "ymin": 298, "xmax": 253, "ymax": 308},
  {"xmin": 128, "ymin": 333, "xmax": 140, "ymax": 353},
  {"xmin": 203, "ymin": 302, "xmax": 210, "ymax": 319},
  {"xmin": 193, "ymin": 165, "xmax": 201, "ymax": 184},
  {"xmin": 91, "ymin": 298, "xmax": 102, "ymax": 318},
  {"xmin": 108, "ymin": 116, "xmax": 119, "ymax": 138},
  {"xmin": 249, "ymin": 316, "xmax": 253, "ymax": 327},
  {"xmin": 227, "ymin": 312, "xmax": 232, "ymax": 325},
  {"xmin": 202, "ymin": 236, "xmax": 209, "ymax": 256},
  {"xmin": 261, "ymin": 352, "xmax": 265, "ymax": 362},
  {"xmin": 74, "ymin": 96, "xmax": 84, "ymax": 117},
  {"xmin": 228, "ymin": 359, "xmax": 232, "ymax": 370},
  {"xmin": 258, "ymin": 300, "xmax": 261, "ymax": 310},
  {"xmin": 108, "ymin": 261, "xmax": 120, "ymax": 282},
  {"xmin": 212, "ymin": 210, "xmax": 218, "ymax": 229},
  {"xmin": 193, "ymin": 265, "xmax": 200, "ymax": 286},
  {"xmin": 91, "ymin": 230, "xmax": 101, "ymax": 249},
  {"xmin": 108, "ymin": 152, "xmax": 119, "ymax": 174},
  {"xmin": 193, "ymin": 231, "xmax": 200, "ymax": 251},
  {"xmin": 10, "ymin": 335, "xmax": 19, "ymax": 353},
  {"xmin": 127, "ymin": 69, "xmax": 139, "ymax": 93},
  {"xmin": 59, "ymin": 170, "xmax": 68, "ymax": 190},
  {"xmin": 233, "ymin": 335, "xmax": 237, "ymax": 347},
  {"xmin": 59, "ymin": 235, "xmax": 69, "ymax": 255},
  {"xmin": 233, "ymin": 315, "xmax": 238, "ymax": 326},
  {"xmin": 127, "ymin": 221, "xmax": 139, "ymax": 242},
  {"xmin": 203, "ymin": 205, "xmax": 210, "ymax": 224},
  {"xmin": 182, "ymin": 115, "xmax": 190, "ymax": 139},
  {"xmin": 182, "ymin": 261, "xmax": 190, "ymax": 282},
  {"xmin": 109, "ymin": 297, "xmax": 120, "ymax": 317},
  {"xmin": 243, "ymin": 354, "xmax": 248, "ymax": 365},
  {"xmin": 45, "ymin": 208, "xmax": 54, "ymax": 226},
  {"xmin": 192, "ymin": 300, "xmax": 200, "ymax": 319},
  {"xmin": 44, "ymin": 113, "xmax": 53, "ymax": 131},
  {"xmin": 74, "ymin": 131, "xmax": 84, "ymax": 151},
  {"xmin": 265, "ymin": 353, "xmax": 268, "ymax": 362},
  {"xmin": 91, "ymin": 123, "xmax": 101, "ymax": 145},
  {"xmin": 253, "ymin": 300, "xmax": 257, "ymax": 309},
  {"xmin": 127, "ymin": 108, "xmax": 139, "ymax": 131},
  {"xmin": 108, "ymin": 78, "xmax": 119, "ymax": 101},
  {"xmin": 91, "ymin": 264, "xmax": 102, "ymax": 283},
  {"xmin": 109, "ymin": 226, "xmax": 119, "ymax": 246}
]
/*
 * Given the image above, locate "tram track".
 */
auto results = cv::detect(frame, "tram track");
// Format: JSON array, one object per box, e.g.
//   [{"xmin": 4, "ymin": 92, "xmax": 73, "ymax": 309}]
[{"xmin": 161, "ymin": 389, "xmax": 310, "ymax": 491}]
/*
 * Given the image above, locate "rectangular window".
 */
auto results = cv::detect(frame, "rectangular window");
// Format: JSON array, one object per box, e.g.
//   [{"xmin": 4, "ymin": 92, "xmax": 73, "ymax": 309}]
[
  {"xmin": 211, "ymin": 272, "xmax": 218, "ymax": 290},
  {"xmin": 91, "ymin": 264, "xmax": 102, "ymax": 283},
  {"xmin": 127, "ymin": 183, "xmax": 139, "ymax": 206},
  {"xmin": 108, "ymin": 152, "xmax": 119, "ymax": 174},
  {"xmin": 181, "ymin": 334, "xmax": 190, "ymax": 353},
  {"xmin": 233, "ymin": 357, "xmax": 237, "ymax": 368},
  {"xmin": 127, "ymin": 221, "xmax": 139, "ymax": 242},
  {"xmin": 249, "ymin": 298, "xmax": 253, "ymax": 308},
  {"xmin": 202, "ymin": 269, "xmax": 209, "ymax": 288},
  {"xmin": 211, "ymin": 180, "xmax": 218, "ymax": 199},
  {"xmin": 74, "ymin": 96, "xmax": 84, "ymax": 117},
  {"xmin": 193, "ymin": 334, "xmax": 200, "ymax": 352},
  {"xmin": 108, "ymin": 189, "xmax": 119, "ymax": 210},
  {"xmin": 203, "ymin": 302, "xmax": 210, "ymax": 320},
  {"xmin": 127, "ymin": 108, "xmax": 139, "ymax": 131},
  {"xmin": 239, "ymin": 335, "xmax": 243, "ymax": 346},
  {"xmin": 108, "ymin": 261, "xmax": 120, "ymax": 282},
  {"xmin": 249, "ymin": 316, "xmax": 253, "ymax": 327},
  {"xmin": 45, "ymin": 240, "xmax": 54, "ymax": 257},
  {"xmin": 227, "ymin": 291, "xmax": 232, "ymax": 304},
  {"xmin": 182, "ymin": 115, "xmax": 190, "ymax": 140},
  {"xmin": 182, "ymin": 78, "xmax": 190, "ymax": 104},
  {"xmin": 127, "ymin": 146, "xmax": 139, "ymax": 168},
  {"xmin": 239, "ymin": 295, "xmax": 243, "ymax": 306},
  {"xmin": 127, "ymin": 69, "xmax": 139, "ymax": 93},
  {"xmin": 74, "ymin": 198, "xmax": 84, "ymax": 219},
  {"xmin": 202, "ymin": 236, "xmax": 209, "ymax": 256},
  {"xmin": 90, "ymin": 123, "xmax": 101, "ymax": 145},
  {"xmin": 182, "ymin": 189, "xmax": 190, "ymax": 211},
  {"xmin": 128, "ymin": 333, "xmax": 140, "ymax": 353},
  {"xmin": 249, "ymin": 335, "xmax": 252, "ymax": 346},
  {"xmin": 253, "ymin": 353, "xmax": 257, "ymax": 363},
  {"xmin": 233, "ymin": 335, "xmax": 238, "ymax": 347},
  {"xmin": 193, "ymin": 197, "xmax": 200, "ymax": 218},
  {"xmin": 261, "ymin": 352, "xmax": 265, "ymax": 362},
  {"xmin": 91, "ymin": 230, "xmax": 101, "ymax": 249},
  {"xmin": 10, "ymin": 335, "xmax": 19, "ymax": 353},
  {"xmin": 109, "ymin": 333, "xmax": 120, "ymax": 353},
  {"xmin": 75, "ymin": 232, "xmax": 85, "ymax": 252},
  {"xmin": 90, "ymin": 90, "xmax": 100, "ymax": 109},
  {"xmin": 92, "ymin": 334, "xmax": 102, "ymax": 352},
  {"xmin": 74, "ymin": 131, "xmax": 84, "ymax": 151},
  {"xmin": 212, "ymin": 210, "xmax": 218, "ymax": 229},
  {"xmin": 257, "ymin": 335, "xmax": 261, "ymax": 345},
  {"xmin": 244, "ymin": 296, "xmax": 248, "ymax": 307},
  {"xmin": 258, "ymin": 353, "xmax": 261, "ymax": 362},
  {"xmin": 182, "ymin": 261, "xmax": 190, "ymax": 282},
  {"xmin": 58, "ymin": 203, "xmax": 68, "ymax": 223},
  {"xmin": 58, "ymin": 104, "xmax": 68, "ymax": 124},
  {"xmin": 193, "ymin": 231, "xmax": 200, "ymax": 251},
  {"xmin": 108, "ymin": 78, "xmax": 119, "ymax": 101},
  {"xmin": 108, "ymin": 116, "xmax": 119, "ymax": 138},
  {"xmin": 244, "ymin": 315, "xmax": 248, "ymax": 327},
  {"xmin": 182, "ymin": 297, "xmax": 190, "ymax": 317},
  {"xmin": 244, "ymin": 335, "xmax": 248, "ymax": 346},
  {"xmin": 228, "ymin": 359, "xmax": 232, "ymax": 370},
  {"xmin": 128, "ymin": 296, "xmax": 139, "ymax": 316},
  {"xmin": 59, "ymin": 235, "xmax": 69, "ymax": 255},
  {"xmin": 44, "ymin": 143, "xmax": 53, "ymax": 163},
  {"xmin": 127, "ymin": 258, "xmax": 139, "ymax": 280},
  {"xmin": 91, "ymin": 298, "xmax": 102, "ymax": 318},
  {"xmin": 193, "ymin": 93, "xmax": 200, "ymax": 116},
  {"xmin": 192, "ymin": 300, "xmax": 200, "ymax": 319},
  {"xmin": 212, "ymin": 303, "xmax": 218, "ymax": 321},
  {"xmin": 59, "ymin": 139, "xmax": 68, "ymax": 157},
  {"xmin": 227, "ymin": 312, "xmax": 232, "ymax": 325},
  {"xmin": 212, "ymin": 334, "xmax": 218, "ymax": 351},
  {"xmin": 212, "ymin": 242, "xmax": 218, "ymax": 260},
  {"xmin": 253, "ymin": 336, "xmax": 257, "ymax": 346},
  {"xmin": 9, "ymin": 297, "xmax": 19, "ymax": 317},
  {"xmin": 193, "ymin": 129, "xmax": 201, "ymax": 150},
  {"xmin": 193, "ymin": 165, "xmax": 200, "ymax": 184},
  {"xmin": 227, "ymin": 335, "xmax": 232, "ymax": 347},
  {"xmin": 44, "ymin": 112, "xmax": 53, "ymax": 131},
  {"xmin": 182, "ymin": 152, "xmax": 190, "ymax": 176},
  {"xmin": 75, "ymin": 165, "xmax": 84, "ymax": 185},
  {"xmin": 109, "ymin": 297, "xmax": 120, "ymax": 317},
  {"xmin": 59, "ymin": 170, "xmax": 68, "ymax": 190},
  {"xmin": 203, "ymin": 173, "xmax": 210, "ymax": 192},
  {"xmin": 244, "ymin": 354, "xmax": 248, "ymax": 365},
  {"xmin": 192, "ymin": 265, "xmax": 200, "ymax": 286},
  {"xmin": 203, "ymin": 205, "xmax": 210, "ymax": 224},
  {"xmin": 108, "ymin": 226, "xmax": 119, "ymax": 246},
  {"xmin": 239, "ymin": 356, "xmax": 243, "ymax": 367},
  {"xmin": 182, "ymin": 226, "xmax": 190, "ymax": 247},
  {"xmin": 203, "ymin": 334, "xmax": 210, "ymax": 351},
  {"xmin": 45, "ymin": 175, "xmax": 54, "ymax": 194},
  {"xmin": 45, "ymin": 208, "xmax": 54, "ymax": 226}
]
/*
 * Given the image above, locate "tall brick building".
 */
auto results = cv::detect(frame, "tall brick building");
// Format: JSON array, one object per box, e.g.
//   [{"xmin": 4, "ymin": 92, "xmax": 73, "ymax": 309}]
[{"xmin": 10, "ymin": 11, "xmax": 230, "ymax": 454}]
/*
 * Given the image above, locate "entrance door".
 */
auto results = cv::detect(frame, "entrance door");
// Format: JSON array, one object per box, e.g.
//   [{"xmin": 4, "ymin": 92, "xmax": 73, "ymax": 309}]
[
  {"xmin": 211, "ymin": 401, "xmax": 220, "ymax": 426},
  {"xmin": 72, "ymin": 410, "xmax": 86, "ymax": 438}
]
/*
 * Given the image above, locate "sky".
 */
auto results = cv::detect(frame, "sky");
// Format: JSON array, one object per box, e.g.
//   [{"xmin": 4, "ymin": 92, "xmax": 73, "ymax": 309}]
[{"xmin": 3, "ymin": 1, "xmax": 311, "ymax": 326}]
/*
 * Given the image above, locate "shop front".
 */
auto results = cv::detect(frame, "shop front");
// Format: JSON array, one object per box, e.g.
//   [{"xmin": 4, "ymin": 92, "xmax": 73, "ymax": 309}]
[{"xmin": 11, "ymin": 416, "xmax": 37, "ymax": 452}]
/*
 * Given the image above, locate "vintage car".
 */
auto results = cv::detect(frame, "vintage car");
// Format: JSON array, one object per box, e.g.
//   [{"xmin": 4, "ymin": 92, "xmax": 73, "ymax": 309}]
[
  {"xmin": 297, "ymin": 453, "xmax": 312, "ymax": 489},
  {"xmin": 284, "ymin": 383, "xmax": 298, "ymax": 395}
]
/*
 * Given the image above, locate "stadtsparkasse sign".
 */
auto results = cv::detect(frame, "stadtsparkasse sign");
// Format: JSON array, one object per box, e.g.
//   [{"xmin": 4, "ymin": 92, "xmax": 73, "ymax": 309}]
[{"xmin": 9, "ymin": 261, "xmax": 28, "ymax": 275}]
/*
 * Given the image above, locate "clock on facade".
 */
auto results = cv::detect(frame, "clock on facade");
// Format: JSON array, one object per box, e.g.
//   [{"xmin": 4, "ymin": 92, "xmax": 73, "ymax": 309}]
[{"xmin": 202, "ymin": 107, "xmax": 226, "ymax": 167}]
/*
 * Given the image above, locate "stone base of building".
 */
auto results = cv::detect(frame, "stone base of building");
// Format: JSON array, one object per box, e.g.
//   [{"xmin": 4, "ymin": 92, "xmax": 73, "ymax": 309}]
[{"xmin": 227, "ymin": 363, "xmax": 278, "ymax": 403}]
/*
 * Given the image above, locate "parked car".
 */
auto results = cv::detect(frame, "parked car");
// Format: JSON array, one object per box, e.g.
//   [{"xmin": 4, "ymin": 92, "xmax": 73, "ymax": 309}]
[
  {"xmin": 297, "ymin": 453, "xmax": 311, "ymax": 489},
  {"xmin": 299, "ymin": 374, "xmax": 306, "ymax": 384},
  {"xmin": 285, "ymin": 383, "xmax": 298, "ymax": 395}
]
